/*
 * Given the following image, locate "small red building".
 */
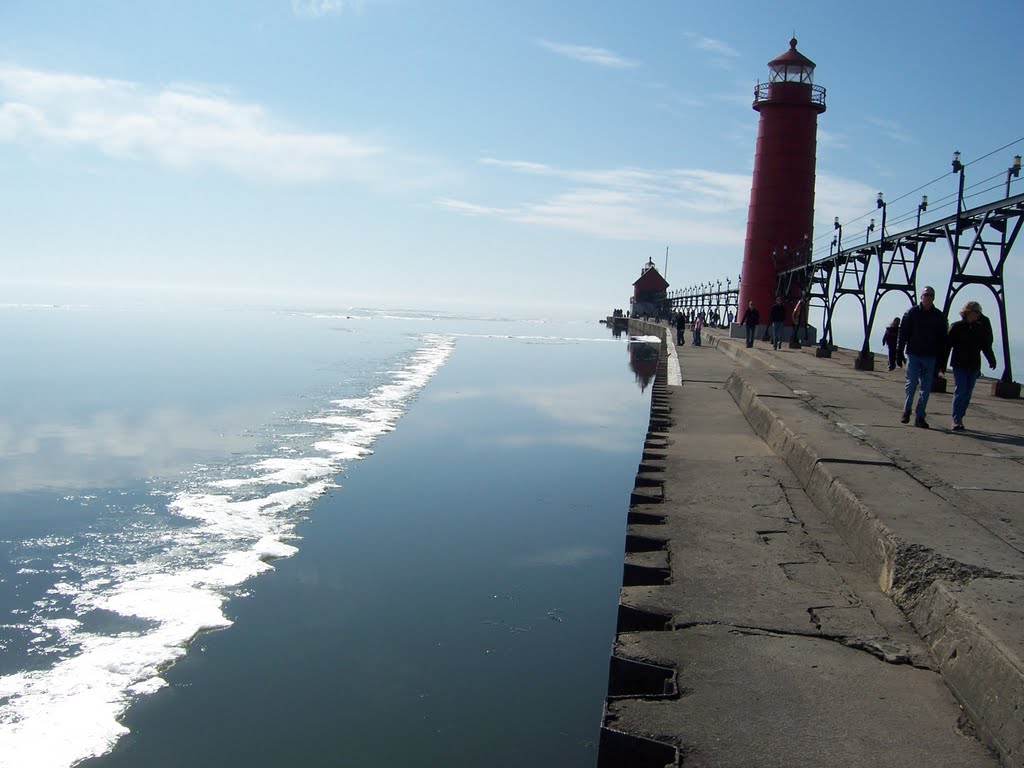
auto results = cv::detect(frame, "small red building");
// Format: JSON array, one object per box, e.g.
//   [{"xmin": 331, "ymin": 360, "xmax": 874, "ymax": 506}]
[{"xmin": 630, "ymin": 259, "xmax": 669, "ymax": 318}]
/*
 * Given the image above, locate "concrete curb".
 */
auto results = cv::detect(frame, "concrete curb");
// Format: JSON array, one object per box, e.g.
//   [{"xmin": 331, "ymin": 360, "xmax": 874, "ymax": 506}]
[
  {"xmin": 721, "ymin": 356, "xmax": 1024, "ymax": 768},
  {"xmin": 723, "ymin": 369, "xmax": 899, "ymax": 588},
  {"xmin": 911, "ymin": 579, "xmax": 1024, "ymax": 768}
]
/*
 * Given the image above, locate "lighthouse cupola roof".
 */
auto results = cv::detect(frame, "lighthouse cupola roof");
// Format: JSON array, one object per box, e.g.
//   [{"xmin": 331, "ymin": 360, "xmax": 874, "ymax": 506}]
[{"xmin": 767, "ymin": 38, "xmax": 816, "ymax": 84}]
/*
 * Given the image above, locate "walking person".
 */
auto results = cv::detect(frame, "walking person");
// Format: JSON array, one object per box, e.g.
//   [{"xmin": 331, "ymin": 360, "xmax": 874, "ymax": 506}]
[
  {"xmin": 896, "ymin": 286, "xmax": 948, "ymax": 429},
  {"xmin": 945, "ymin": 300, "xmax": 996, "ymax": 431},
  {"xmin": 769, "ymin": 296, "xmax": 786, "ymax": 350},
  {"xmin": 674, "ymin": 311, "xmax": 686, "ymax": 346},
  {"xmin": 740, "ymin": 301, "xmax": 759, "ymax": 348},
  {"xmin": 881, "ymin": 317, "xmax": 901, "ymax": 371},
  {"xmin": 692, "ymin": 314, "xmax": 703, "ymax": 346}
]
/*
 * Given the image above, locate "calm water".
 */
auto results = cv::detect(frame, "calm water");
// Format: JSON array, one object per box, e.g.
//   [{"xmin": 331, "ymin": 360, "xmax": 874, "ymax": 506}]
[{"xmin": 0, "ymin": 305, "xmax": 654, "ymax": 767}]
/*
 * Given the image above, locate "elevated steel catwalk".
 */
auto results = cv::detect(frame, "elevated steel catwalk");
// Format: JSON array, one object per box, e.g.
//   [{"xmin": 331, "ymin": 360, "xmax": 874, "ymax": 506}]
[{"xmin": 776, "ymin": 192, "xmax": 1023, "ymax": 392}]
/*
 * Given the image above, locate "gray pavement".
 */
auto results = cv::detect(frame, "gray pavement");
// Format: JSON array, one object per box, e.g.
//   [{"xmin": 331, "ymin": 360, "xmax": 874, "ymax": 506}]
[{"xmin": 599, "ymin": 321, "xmax": 1023, "ymax": 768}]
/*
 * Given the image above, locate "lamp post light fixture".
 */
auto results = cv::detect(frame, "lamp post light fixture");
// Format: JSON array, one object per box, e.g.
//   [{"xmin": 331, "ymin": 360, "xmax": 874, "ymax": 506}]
[
  {"xmin": 876, "ymin": 192, "xmax": 887, "ymax": 247},
  {"xmin": 952, "ymin": 150, "xmax": 966, "ymax": 218},
  {"xmin": 1007, "ymin": 154, "xmax": 1022, "ymax": 197},
  {"xmin": 833, "ymin": 216, "xmax": 843, "ymax": 253},
  {"xmin": 865, "ymin": 218, "xmax": 875, "ymax": 244},
  {"xmin": 917, "ymin": 195, "xmax": 928, "ymax": 229},
  {"xmin": 951, "ymin": 151, "xmax": 968, "ymax": 299}
]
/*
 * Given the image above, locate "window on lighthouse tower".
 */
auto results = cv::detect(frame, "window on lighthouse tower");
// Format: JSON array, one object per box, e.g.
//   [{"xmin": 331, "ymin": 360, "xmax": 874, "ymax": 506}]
[{"xmin": 769, "ymin": 60, "xmax": 814, "ymax": 84}]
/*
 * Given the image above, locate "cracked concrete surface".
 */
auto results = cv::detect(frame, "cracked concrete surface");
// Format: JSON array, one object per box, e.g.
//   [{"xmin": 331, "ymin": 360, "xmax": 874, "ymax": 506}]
[
  {"xmin": 710, "ymin": 331, "xmax": 1024, "ymax": 768},
  {"xmin": 601, "ymin": 323, "xmax": 1013, "ymax": 767}
]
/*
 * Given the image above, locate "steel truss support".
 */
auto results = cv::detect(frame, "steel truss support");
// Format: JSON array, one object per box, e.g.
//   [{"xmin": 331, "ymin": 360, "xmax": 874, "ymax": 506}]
[
  {"xmin": 856, "ymin": 232, "xmax": 935, "ymax": 370},
  {"xmin": 774, "ymin": 192, "xmax": 1022, "ymax": 396},
  {"xmin": 940, "ymin": 195, "xmax": 1023, "ymax": 395}
]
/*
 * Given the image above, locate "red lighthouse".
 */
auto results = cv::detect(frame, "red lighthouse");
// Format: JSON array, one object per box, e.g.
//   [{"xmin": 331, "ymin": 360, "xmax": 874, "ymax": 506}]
[{"xmin": 737, "ymin": 38, "xmax": 826, "ymax": 322}]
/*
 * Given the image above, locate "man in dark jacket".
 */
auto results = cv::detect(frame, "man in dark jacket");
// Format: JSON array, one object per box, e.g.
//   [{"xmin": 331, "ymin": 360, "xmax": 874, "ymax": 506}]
[
  {"xmin": 896, "ymin": 286, "xmax": 948, "ymax": 428},
  {"xmin": 740, "ymin": 301, "xmax": 759, "ymax": 348}
]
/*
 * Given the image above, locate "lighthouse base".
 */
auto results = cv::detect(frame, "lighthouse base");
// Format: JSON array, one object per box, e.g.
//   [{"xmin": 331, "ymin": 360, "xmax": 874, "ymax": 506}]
[{"xmin": 728, "ymin": 324, "xmax": 817, "ymax": 345}]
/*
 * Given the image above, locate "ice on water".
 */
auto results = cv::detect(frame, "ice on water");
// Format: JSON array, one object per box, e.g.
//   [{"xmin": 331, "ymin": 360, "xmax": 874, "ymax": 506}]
[{"xmin": 0, "ymin": 332, "xmax": 454, "ymax": 768}]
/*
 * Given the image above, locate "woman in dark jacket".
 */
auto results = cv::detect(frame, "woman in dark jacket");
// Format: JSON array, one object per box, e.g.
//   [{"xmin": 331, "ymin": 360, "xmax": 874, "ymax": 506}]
[{"xmin": 945, "ymin": 300, "xmax": 997, "ymax": 431}]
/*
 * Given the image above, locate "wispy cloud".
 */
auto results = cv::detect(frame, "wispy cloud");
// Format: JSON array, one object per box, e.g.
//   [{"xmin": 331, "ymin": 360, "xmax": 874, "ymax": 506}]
[
  {"xmin": 536, "ymin": 39, "xmax": 639, "ymax": 69},
  {"xmin": 0, "ymin": 64, "xmax": 394, "ymax": 184},
  {"xmin": 686, "ymin": 33, "xmax": 741, "ymax": 71},
  {"xmin": 691, "ymin": 35, "xmax": 741, "ymax": 59},
  {"xmin": 291, "ymin": 0, "xmax": 365, "ymax": 18},
  {"xmin": 818, "ymin": 128, "xmax": 848, "ymax": 150},
  {"xmin": 434, "ymin": 198, "xmax": 507, "ymax": 217},
  {"xmin": 438, "ymin": 157, "xmax": 750, "ymax": 246},
  {"xmin": 644, "ymin": 81, "xmax": 705, "ymax": 109},
  {"xmin": 865, "ymin": 116, "xmax": 914, "ymax": 144}
]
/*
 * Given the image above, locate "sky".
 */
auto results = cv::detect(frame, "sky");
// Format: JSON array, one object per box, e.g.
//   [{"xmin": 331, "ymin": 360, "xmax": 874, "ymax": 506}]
[{"xmin": 2, "ymin": 0, "xmax": 1023, "ymax": 343}]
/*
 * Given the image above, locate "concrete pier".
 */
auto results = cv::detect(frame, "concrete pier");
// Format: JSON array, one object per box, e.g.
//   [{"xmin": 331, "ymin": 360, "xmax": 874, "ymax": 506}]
[{"xmin": 600, "ymin": 321, "xmax": 1023, "ymax": 768}]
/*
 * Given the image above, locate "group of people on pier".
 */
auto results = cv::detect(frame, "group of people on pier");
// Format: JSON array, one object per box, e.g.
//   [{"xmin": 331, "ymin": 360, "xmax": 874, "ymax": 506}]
[
  {"xmin": 883, "ymin": 286, "xmax": 996, "ymax": 431},
  {"xmin": 671, "ymin": 310, "xmax": 711, "ymax": 347},
  {"xmin": 679, "ymin": 289, "xmax": 997, "ymax": 433}
]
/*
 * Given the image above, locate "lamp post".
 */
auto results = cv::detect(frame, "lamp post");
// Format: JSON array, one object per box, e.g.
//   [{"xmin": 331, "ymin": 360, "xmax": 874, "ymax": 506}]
[
  {"xmin": 952, "ymin": 150, "xmax": 966, "ymax": 217},
  {"xmin": 876, "ymin": 193, "xmax": 887, "ymax": 242},
  {"xmin": 865, "ymin": 218, "xmax": 875, "ymax": 244},
  {"xmin": 916, "ymin": 195, "xmax": 928, "ymax": 229},
  {"xmin": 1007, "ymin": 154, "xmax": 1022, "ymax": 197},
  {"xmin": 856, "ymin": 196, "xmax": 886, "ymax": 372},
  {"xmin": 951, "ymin": 151, "xmax": 967, "ymax": 320},
  {"xmin": 833, "ymin": 216, "xmax": 842, "ymax": 254}
]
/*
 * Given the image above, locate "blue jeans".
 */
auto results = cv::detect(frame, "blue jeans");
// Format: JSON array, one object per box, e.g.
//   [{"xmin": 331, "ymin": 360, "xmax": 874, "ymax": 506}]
[
  {"xmin": 904, "ymin": 354, "xmax": 936, "ymax": 418},
  {"xmin": 951, "ymin": 367, "xmax": 980, "ymax": 423},
  {"xmin": 745, "ymin": 325, "xmax": 756, "ymax": 347},
  {"xmin": 771, "ymin": 321, "xmax": 784, "ymax": 349}
]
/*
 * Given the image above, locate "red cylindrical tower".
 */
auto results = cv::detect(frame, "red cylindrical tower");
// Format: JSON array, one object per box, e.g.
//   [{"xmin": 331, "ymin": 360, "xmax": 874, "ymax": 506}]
[{"xmin": 737, "ymin": 38, "xmax": 826, "ymax": 322}]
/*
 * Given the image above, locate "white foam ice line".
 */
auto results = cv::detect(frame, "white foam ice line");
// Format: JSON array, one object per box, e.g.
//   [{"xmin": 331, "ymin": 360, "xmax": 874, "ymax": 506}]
[
  {"xmin": 450, "ymin": 333, "xmax": 615, "ymax": 343},
  {"xmin": 0, "ymin": 333, "xmax": 455, "ymax": 768},
  {"xmin": 210, "ymin": 457, "xmax": 335, "ymax": 488}
]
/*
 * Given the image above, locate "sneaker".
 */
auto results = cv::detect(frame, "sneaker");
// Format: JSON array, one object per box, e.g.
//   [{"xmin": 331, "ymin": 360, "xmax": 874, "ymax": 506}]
[
  {"xmin": 900, "ymin": 411, "xmax": 910, "ymax": 424},
  {"xmin": 952, "ymin": 422, "xmax": 965, "ymax": 432},
  {"xmin": 914, "ymin": 416, "xmax": 930, "ymax": 429}
]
